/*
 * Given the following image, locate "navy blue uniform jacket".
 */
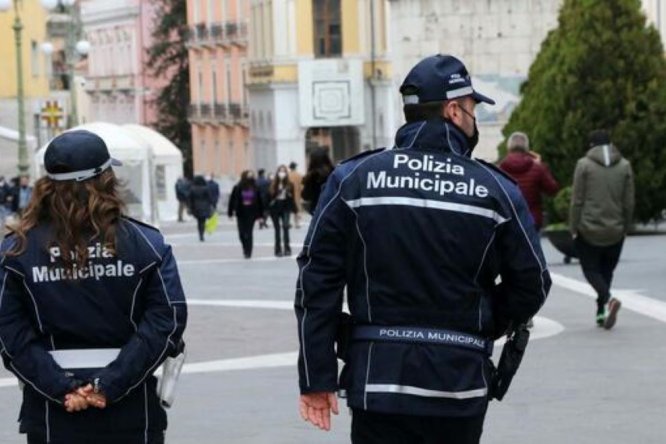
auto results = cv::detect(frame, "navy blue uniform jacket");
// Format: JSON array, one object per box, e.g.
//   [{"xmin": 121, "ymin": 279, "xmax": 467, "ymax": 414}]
[
  {"xmin": 295, "ymin": 120, "xmax": 551, "ymax": 417},
  {"xmin": 0, "ymin": 217, "xmax": 187, "ymax": 439}
]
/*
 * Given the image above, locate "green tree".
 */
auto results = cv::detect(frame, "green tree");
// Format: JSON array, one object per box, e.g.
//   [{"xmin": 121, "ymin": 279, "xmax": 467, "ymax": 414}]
[
  {"xmin": 146, "ymin": 0, "xmax": 192, "ymax": 177},
  {"xmin": 502, "ymin": 0, "xmax": 666, "ymax": 223}
]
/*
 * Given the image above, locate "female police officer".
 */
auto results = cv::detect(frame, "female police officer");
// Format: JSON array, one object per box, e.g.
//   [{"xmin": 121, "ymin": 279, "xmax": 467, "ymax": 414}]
[{"xmin": 0, "ymin": 130, "xmax": 187, "ymax": 444}]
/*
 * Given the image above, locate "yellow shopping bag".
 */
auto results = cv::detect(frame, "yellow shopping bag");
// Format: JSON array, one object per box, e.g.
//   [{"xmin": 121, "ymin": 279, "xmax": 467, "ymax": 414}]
[{"xmin": 204, "ymin": 212, "xmax": 219, "ymax": 234}]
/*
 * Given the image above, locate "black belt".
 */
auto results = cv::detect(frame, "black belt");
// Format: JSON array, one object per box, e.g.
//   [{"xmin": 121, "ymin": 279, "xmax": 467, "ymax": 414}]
[{"xmin": 352, "ymin": 325, "xmax": 493, "ymax": 355}]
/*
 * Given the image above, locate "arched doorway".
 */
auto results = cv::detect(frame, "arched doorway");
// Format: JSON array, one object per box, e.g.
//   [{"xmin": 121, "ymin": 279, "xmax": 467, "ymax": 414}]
[{"xmin": 305, "ymin": 126, "xmax": 360, "ymax": 163}]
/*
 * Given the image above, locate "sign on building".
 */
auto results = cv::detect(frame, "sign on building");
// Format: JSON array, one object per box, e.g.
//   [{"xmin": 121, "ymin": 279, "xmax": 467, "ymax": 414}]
[
  {"xmin": 40, "ymin": 100, "xmax": 65, "ymax": 130},
  {"xmin": 298, "ymin": 59, "xmax": 365, "ymax": 127}
]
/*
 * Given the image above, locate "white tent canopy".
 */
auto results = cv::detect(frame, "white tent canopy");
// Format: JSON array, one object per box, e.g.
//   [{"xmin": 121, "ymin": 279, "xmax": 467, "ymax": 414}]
[
  {"xmin": 35, "ymin": 122, "xmax": 154, "ymax": 223},
  {"xmin": 122, "ymin": 124, "xmax": 184, "ymax": 222}
]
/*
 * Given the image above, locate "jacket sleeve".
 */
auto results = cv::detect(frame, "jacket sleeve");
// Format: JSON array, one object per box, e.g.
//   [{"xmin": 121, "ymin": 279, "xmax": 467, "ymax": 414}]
[
  {"xmin": 495, "ymin": 183, "xmax": 551, "ymax": 328},
  {"xmin": 569, "ymin": 160, "xmax": 586, "ymax": 236},
  {"xmin": 91, "ymin": 245, "xmax": 187, "ymax": 403},
  {"xmin": 227, "ymin": 186, "xmax": 237, "ymax": 217},
  {"xmin": 539, "ymin": 163, "xmax": 560, "ymax": 196},
  {"xmin": 623, "ymin": 162, "xmax": 635, "ymax": 233},
  {"xmin": 0, "ymin": 266, "xmax": 78, "ymax": 403},
  {"xmin": 294, "ymin": 170, "xmax": 350, "ymax": 394}
]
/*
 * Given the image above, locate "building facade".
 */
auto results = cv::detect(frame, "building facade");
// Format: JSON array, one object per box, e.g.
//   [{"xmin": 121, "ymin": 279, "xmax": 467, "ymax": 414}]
[
  {"xmin": 186, "ymin": 0, "xmax": 250, "ymax": 180},
  {"xmin": 388, "ymin": 0, "xmax": 666, "ymax": 161},
  {"xmin": 0, "ymin": 1, "xmax": 51, "ymax": 176},
  {"xmin": 247, "ymin": 0, "xmax": 395, "ymax": 173},
  {"xmin": 81, "ymin": 0, "xmax": 161, "ymax": 125},
  {"xmin": 388, "ymin": 0, "xmax": 561, "ymax": 161}
]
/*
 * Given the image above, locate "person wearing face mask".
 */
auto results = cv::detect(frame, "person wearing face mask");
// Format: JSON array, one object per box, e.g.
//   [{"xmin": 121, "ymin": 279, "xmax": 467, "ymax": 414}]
[
  {"xmin": 228, "ymin": 170, "xmax": 264, "ymax": 258},
  {"xmin": 269, "ymin": 166, "xmax": 297, "ymax": 256},
  {"xmin": 295, "ymin": 54, "xmax": 550, "ymax": 443}
]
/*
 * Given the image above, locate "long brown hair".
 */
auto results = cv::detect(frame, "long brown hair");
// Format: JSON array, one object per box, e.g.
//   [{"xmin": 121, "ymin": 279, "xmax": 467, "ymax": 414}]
[{"xmin": 5, "ymin": 169, "xmax": 125, "ymax": 270}]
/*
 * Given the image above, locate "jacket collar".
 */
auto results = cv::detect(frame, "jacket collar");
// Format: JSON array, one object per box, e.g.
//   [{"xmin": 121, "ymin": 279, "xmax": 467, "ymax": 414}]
[{"xmin": 394, "ymin": 119, "xmax": 470, "ymax": 156}]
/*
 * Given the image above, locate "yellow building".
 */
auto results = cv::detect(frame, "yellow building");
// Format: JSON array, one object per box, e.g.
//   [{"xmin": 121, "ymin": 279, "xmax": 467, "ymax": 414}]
[
  {"xmin": 0, "ymin": 1, "xmax": 51, "ymax": 176},
  {"xmin": 0, "ymin": 1, "xmax": 50, "ymax": 98},
  {"xmin": 248, "ymin": 0, "xmax": 395, "ymax": 170}
]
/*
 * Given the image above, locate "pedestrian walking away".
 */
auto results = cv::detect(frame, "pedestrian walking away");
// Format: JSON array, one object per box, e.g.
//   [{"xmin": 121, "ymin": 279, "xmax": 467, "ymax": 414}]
[
  {"xmin": 499, "ymin": 131, "xmax": 560, "ymax": 230},
  {"xmin": 301, "ymin": 147, "xmax": 334, "ymax": 215},
  {"xmin": 288, "ymin": 161, "xmax": 303, "ymax": 228},
  {"xmin": 228, "ymin": 170, "xmax": 264, "ymax": 258},
  {"xmin": 570, "ymin": 129, "xmax": 635, "ymax": 329},
  {"xmin": 295, "ymin": 54, "xmax": 551, "ymax": 444},
  {"xmin": 270, "ymin": 165, "xmax": 297, "ymax": 257},
  {"xmin": 0, "ymin": 130, "xmax": 188, "ymax": 444},
  {"xmin": 207, "ymin": 174, "xmax": 221, "ymax": 213},
  {"xmin": 256, "ymin": 169, "xmax": 271, "ymax": 229},
  {"xmin": 175, "ymin": 176, "xmax": 191, "ymax": 222},
  {"xmin": 0, "ymin": 176, "xmax": 11, "ymax": 228},
  {"xmin": 189, "ymin": 175, "xmax": 214, "ymax": 242}
]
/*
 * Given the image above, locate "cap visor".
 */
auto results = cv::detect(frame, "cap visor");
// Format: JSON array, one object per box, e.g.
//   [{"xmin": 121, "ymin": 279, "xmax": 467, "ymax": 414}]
[
  {"xmin": 111, "ymin": 158, "xmax": 123, "ymax": 167},
  {"xmin": 472, "ymin": 91, "xmax": 495, "ymax": 105}
]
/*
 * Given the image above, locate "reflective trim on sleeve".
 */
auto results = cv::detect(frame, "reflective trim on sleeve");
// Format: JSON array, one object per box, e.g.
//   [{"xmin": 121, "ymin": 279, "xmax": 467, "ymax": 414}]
[
  {"xmin": 49, "ymin": 348, "xmax": 121, "ymax": 369},
  {"xmin": 365, "ymin": 383, "xmax": 488, "ymax": 400},
  {"xmin": 343, "ymin": 196, "xmax": 508, "ymax": 224}
]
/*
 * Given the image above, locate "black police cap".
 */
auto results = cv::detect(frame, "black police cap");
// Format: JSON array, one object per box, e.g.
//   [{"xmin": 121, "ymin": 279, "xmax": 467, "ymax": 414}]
[
  {"xmin": 44, "ymin": 130, "xmax": 122, "ymax": 182},
  {"xmin": 400, "ymin": 54, "xmax": 495, "ymax": 106}
]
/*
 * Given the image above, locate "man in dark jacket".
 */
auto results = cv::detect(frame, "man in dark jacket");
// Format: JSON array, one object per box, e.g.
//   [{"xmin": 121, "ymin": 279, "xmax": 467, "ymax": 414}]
[
  {"xmin": 499, "ymin": 131, "xmax": 560, "ymax": 230},
  {"xmin": 295, "ymin": 54, "xmax": 551, "ymax": 443},
  {"xmin": 206, "ymin": 174, "xmax": 221, "ymax": 212},
  {"xmin": 175, "ymin": 177, "xmax": 191, "ymax": 222},
  {"xmin": 570, "ymin": 129, "xmax": 634, "ymax": 329}
]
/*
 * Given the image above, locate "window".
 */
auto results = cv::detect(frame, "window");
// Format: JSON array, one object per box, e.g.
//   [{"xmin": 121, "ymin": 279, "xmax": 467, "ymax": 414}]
[
  {"xmin": 212, "ymin": 62, "xmax": 218, "ymax": 104},
  {"xmin": 31, "ymin": 40, "xmax": 40, "ymax": 77},
  {"xmin": 313, "ymin": 0, "xmax": 342, "ymax": 57},
  {"xmin": 197, "ymin": 62, "xmax": 203, "ymax": 103},
  {"xmin": 225, "ymin": 56, "xmax": 232, "ymax": 105}
]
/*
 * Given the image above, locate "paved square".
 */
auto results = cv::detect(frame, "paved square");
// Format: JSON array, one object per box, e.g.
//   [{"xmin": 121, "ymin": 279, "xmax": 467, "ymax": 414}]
[{"xmin": 1, "ymin": 218, "xmax": 665, "ymax": 443}]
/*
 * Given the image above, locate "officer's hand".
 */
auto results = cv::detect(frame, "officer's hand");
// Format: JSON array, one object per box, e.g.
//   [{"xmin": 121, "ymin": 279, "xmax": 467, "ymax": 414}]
[
  {"xmin": 64, "ymin": 392, "xmax": 89, "ymax": 413},
  {"xmin": 299, "ymin": 392, "xmax": 338, "ymax": 431},
  {"xmin": 77, "ymin": 384, "xmax": 107, "ymax": 409}
]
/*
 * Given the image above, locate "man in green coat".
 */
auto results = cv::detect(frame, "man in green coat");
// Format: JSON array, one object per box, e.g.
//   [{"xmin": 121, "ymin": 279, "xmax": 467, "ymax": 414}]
[{"xmin": 570, "ymin": 129, "xmax": 635, "ymax": 329}]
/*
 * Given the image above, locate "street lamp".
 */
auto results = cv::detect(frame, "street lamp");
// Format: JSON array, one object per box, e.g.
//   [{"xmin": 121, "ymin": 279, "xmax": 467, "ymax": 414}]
[
  {"xmin": 41, "ymin": 0, "xmax": 89, "ymax": 128},
  {"xmin": 0, "ymin": 0, "xmax": 30, "ymax": 175}
]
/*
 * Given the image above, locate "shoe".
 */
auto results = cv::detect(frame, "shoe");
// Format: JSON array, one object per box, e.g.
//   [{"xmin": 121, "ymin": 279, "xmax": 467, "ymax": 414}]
[
  {"xmin": 596, "ymin": 305, "xmax": 605, "ymax": 327},
  {"xmin": 284, "ymin": 247, "xmax": 292, "ymax": 256},
  {"xmin": 275, "ymin": 249, "xmax": 283, "ymax": 257},
  {"xmin": 596, "ymin": 312, "xmax": 605, "ymax": 327},
  {"xmin": 603, "ymin": 298, "xmax": 621, "ymax": 330}
]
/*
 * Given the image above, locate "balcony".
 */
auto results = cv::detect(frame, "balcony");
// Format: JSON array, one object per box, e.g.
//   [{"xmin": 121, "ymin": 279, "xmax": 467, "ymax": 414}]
[
  {"xmin": 213, "ymin": 102, "xmax": 227, "ymax": 123},
  {"xmin": 187, "ymin": 21, "xmax": 248, "ymax": 49},
  {"xmin": 228, "ymin": 103, "xmax": 249, "ymax": 126},
  {"xmin": 186, "ymin": 23, "xmax": 209, "ymax": 49},
  {"xmin": 232, "ymin": 22, "xmax": 248, "ymax": 47}
]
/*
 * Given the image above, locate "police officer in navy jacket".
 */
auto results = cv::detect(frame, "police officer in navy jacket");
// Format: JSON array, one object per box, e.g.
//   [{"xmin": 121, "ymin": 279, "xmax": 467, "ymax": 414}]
[
  {"xmin": 0, "ymin": 130, "xmax": 187, "ymax": 444},
  {"xmin": 295, "ymin": 55, "xmax": 551, "ymax": 443}
]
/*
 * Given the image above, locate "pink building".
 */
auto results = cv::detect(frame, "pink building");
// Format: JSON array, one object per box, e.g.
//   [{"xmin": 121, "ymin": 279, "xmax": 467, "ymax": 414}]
[
  {"xmin": 81, "ymin": 0, "xmax": 162, "ymax": 125},
  {"xmin": 186, "ymin": 0, "xmax": 250, "ymax": 180}
]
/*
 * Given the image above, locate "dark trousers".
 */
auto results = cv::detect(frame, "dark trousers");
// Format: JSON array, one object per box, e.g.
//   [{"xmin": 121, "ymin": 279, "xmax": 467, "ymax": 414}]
[
  {"xmin": 237, "ymin": 215, "xmax": 256, "ymax": 257},
  {"xmin": 196, "ymin": 217, "xmax": 206, "ymax": 241},
  {"xmin": 177, "ymin": 200, "xmax": 187, "ymax": 222},
  {"xmin": 270, "ymin": 209, "xmax": 291, "ymax": 254},
  {"xmin": 351, "ymin": 409, "xmax": 486, "ymax": 444},
  {"xmin": 27, "ymin": 431, "xmax": 165, "ymax": 444},
  {"xmin": 575, "ymin": 236, "xmax": 624, "ymax": 308}
]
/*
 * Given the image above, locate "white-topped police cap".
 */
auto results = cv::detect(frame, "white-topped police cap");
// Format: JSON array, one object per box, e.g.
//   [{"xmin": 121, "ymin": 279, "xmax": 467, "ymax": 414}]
[
  {"xmin": 44, "ymin": 130, "xmax": 122, "ymax": 182},
  {"xmin": 400, "ymin": 54, "xmax": 496, "ymax": 106}
]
